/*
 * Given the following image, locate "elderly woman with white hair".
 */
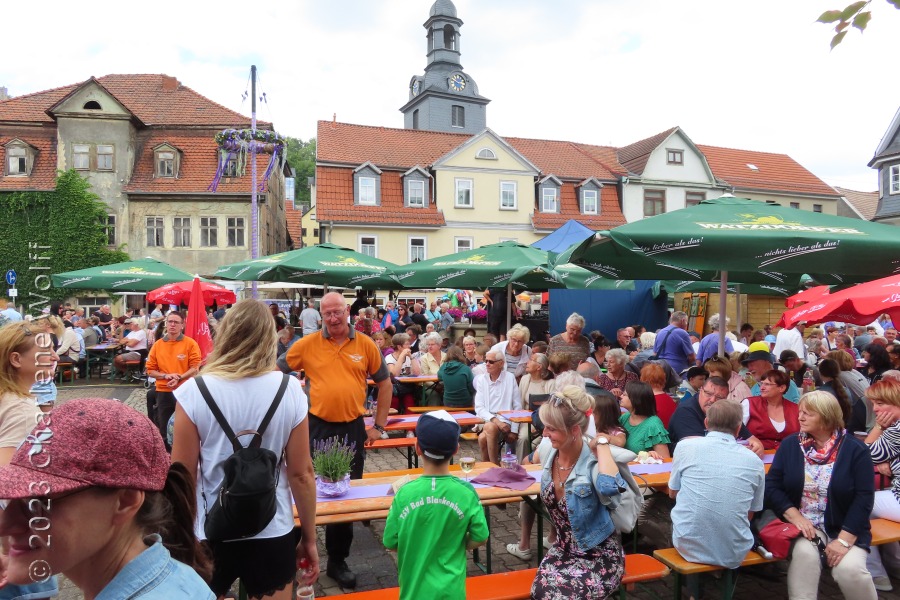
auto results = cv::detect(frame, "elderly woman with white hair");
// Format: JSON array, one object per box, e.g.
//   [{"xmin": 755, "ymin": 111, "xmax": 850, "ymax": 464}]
[
  {"xmin": 419, "ymin": 332, "xmax": 446, "ymax": 376},
  {"xmin": 491, "ymin": 323, "xmax": 532, "ymax": 379},
  {"xmin": 695, "ymin": 313, "xmax": 734, "ymax": 366},
  {"xmin": 548, "ymin": 313, "xmax": 591, "ymax": 363},
  {"xmin": 598, "ymin": 348, "xmax": 638, "ymax": 398}
]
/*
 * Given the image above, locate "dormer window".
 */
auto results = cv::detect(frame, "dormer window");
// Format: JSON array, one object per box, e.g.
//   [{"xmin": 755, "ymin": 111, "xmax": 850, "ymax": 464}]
[
  {"xmin": 890, "ymin": 165, "xmax": 900, "ymax": 195},
  {"xmin": 407, "ymin": 180, "xmax": 425, "ymax": 207},
  {"xmin": 353, "ymin": 162, "xmax": 382, "ymax": 206},
  {"xmin": 6, "ymin": 146, "xmax": 26, "ymax": 176},
  {"xmin": 542, "ymin": 188, "xmax": 558, "ymax": 213},
  {"xmin": 83, "ymin": 101, "xmax": 102, "ymax": 110},
  {"xmin": 582, "ymin": 189, "xmax": 598, "ymax": 214},
  {"xmin": 476, "ymin": 148, "xmax": 497, "ymax": 160},
  {"xmin": 157, "ymin": 151, "xmax": 175, "ymax": 177}
]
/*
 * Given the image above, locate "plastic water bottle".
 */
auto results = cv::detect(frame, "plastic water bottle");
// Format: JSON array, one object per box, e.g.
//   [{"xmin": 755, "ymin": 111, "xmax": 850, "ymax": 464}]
[
  {"xmin": 676, "ymin": 382, "xmax": 689, "ymax": 402},
  {"xmin": 501, "ymin": 443, "xmax": 517, "ymax": 469},
  {"xmin": 802, "ymin": 369, "xmax": 815, "ymax": 394},
  {"xmin": 296, "ymin": 558, "xmax": 315, "ymax": 599}
]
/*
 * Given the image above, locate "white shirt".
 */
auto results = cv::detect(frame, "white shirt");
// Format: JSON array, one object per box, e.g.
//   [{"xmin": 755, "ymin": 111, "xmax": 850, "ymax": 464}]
[
  {"xmin": 490, "ymin": 341, "xmax": 532, "ymax": 378},
  {"xmin": 772, "ymin": 327, "xmax": 805, "ymax": 359},
  {"xmin": 299, "ymin": 307, "xmax": 321, "ymax": 335},
  {"xmin": 124, "ymin": 328, "xmax": 148, "ymax": 351},
  {"xmin": 474, "ymin": 370, "xmax": 522, "ymax": 433},
  {"xmin": 174, "ymin": 372, "xmax": 307, "ymax": 540}
]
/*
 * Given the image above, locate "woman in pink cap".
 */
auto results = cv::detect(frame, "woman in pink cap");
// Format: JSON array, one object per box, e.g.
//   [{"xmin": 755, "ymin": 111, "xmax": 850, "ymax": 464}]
[{"xmin": 0, "ymin": 398, "xmax": 214, "ymax": 599}]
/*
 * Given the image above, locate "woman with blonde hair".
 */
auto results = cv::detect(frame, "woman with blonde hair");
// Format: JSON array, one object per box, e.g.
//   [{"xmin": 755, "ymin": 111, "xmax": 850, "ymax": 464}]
[
  {"xmin": 704, "ymin": 355, "xmax": 752, "ymax": 402},
  {"xmin": 766, "ymin": 391, "xmax": 876, "ymax": 600},
  {"xmin": 172, "ymin": 299, "xmax": 319, "ymax": 599},
  {"xmin": 491, "ymin": 323, "xmax": 532, "ymax": 378},
  {"xmin": 0, "ymin": 321, "xmax": 60, "ymax": 598},
  {"xmin": 531, "ymin": 385, "xmax": 624, "ymax": 599}
]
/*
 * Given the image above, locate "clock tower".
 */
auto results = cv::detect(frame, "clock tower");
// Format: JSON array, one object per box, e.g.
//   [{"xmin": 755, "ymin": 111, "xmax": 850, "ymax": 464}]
[{"xmin": 400, "ymin": 0, "xmax": 490, "ymax": 134}]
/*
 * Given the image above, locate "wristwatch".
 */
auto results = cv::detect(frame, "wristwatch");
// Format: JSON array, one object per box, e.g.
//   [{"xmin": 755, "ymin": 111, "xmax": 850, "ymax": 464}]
[
  {"xmin": 372, "ymin": 424, "xmax": 386, "ymax": 435},
  {"xmin": 836, "ymin": 538, "xmax": 851, "ymax": 549},
  {"xmin": 596, "ymin": 436, "xmax": 609, "ymax": 445}
]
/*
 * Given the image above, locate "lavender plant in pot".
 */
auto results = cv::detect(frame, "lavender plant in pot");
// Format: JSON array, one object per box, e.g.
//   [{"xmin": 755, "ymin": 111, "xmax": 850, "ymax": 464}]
[{"xmin": 313, "ymin": 435, "xmax": 355, "ymax": 497}]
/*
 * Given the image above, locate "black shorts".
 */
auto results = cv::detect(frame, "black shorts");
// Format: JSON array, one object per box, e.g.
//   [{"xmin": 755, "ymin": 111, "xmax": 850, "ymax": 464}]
[{"xmin": 207, "ymin": 530, "xmax": 298, "ymax": 598}]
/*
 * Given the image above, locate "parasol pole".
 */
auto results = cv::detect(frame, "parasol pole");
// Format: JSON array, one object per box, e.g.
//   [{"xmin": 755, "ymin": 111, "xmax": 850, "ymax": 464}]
[
  {"xmin": 506, "ymin": 283, "xmax": 512, "ymax": 336},
  {"xmin": 250, "ymin": 65, "xmax": 259, "ymax": 299},
  {"xmin": 718, "ymin": 271, "xmax": 728, "ymax": 357}
]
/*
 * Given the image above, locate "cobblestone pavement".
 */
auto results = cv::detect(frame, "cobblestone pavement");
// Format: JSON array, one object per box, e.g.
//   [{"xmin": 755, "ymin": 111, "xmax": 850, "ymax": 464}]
[{"xmin": 44, "ymin": 383, "xmax": 900, "ymax": 598}]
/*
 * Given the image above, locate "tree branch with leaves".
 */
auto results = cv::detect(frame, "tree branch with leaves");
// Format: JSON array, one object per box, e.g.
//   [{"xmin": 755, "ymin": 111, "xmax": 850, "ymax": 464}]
[{"xmin": 818, "ymin": 0, "xmax": 900, "ymax": 48}]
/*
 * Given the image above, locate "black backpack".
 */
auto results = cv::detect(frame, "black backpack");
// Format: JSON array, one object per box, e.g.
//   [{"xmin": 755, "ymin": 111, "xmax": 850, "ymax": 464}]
[{"xmin": 195, "ymin": 374, "xmax": 290, "ymax": 542}]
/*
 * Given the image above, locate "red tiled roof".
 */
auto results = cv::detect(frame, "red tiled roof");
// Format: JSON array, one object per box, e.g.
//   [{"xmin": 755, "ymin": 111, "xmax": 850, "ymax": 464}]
[
  {"xmin": 834, "ymin": 186, "xmax": 879, "ymax": 220},
  {"xmin": 505, "ymin": 137, "xmax": 618, "ymax": 180},
  {"xmin": 617, "ymin": 127, "xmax": 678, "ymax": 174},
  {"xmin": 285, "ymin": 198, "xmax": 304, "ymax": 246},
  {"xmin": 317, "ymin": 121, "xmax": 468, "ymax": 168},
  {"xmin": 316, "ymin": 166, "xmax": 445, "ymax": 226},
  {"xmin": 123, "ymin": 131, "xmax": 273, "ymax": 194},
  {"xmin": 0, "ymin": 75, "xmax": 260, "ymax": 127},
  {"xmin": 697, "ymin": 144, "xmax": 839, "ymax": 197},
  {"xmin": 532, "ymin": 185, "xmax": 625, "ymax": 230},
  {"xmin": 0, "ymin": 131, "xmax": 58, "ymax": 191}
]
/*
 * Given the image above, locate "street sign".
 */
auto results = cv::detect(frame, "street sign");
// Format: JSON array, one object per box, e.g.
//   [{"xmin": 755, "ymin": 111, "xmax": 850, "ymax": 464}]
[
  {"xmin": 5, "ymin": 270, "xmax": 16, "ymax": 286},
  {"xmin": 7, "ymin": 289, "xmax": 17, "ymax": 298}
]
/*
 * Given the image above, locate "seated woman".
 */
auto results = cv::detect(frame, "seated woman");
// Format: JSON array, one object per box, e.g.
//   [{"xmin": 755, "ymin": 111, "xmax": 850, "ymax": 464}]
[
  {"xmin": 741, "ymin": 369, "xmax": 800, "ymax": 450},
  {"xmin": 419, "ymin": 332, "xmax": 445, "ymax": 376},
  {"xmin": 597, "ymin": 349, "xmax": 638, "ymax": 399},
  {"xmin": 519, "ymin": 353, "xmax": 555, "ymax": 409},
  {"xmin": 385, "ymin": 333, "xmax": 422, "ymax": 413},
  {"xmin": 704, "ymin": 355, "xmax": 752, "ymax": 402},
  {"xmin": 619, "ymin": 381, "xmax": 670, "ymax": 458},
  {"xmin": 819, "ymin": 358, "xmax": 867, "ymax": 434},
  {"xmin": 639, "ymin": 362, "xmax": 677, "ymax": 429},
  {"xmin": 0, "ymin": 399, "xmax": 216, "ymax": 598},
  {"xmin": 863, "ymin": 379, "xmax": 900, "ymax": 591},
  {"xmin": 438, "ymin": 346, "xmax": 475, "ymax": 408},
  {"xmin": 491, "ymin": 323, "xmax": 532, "ymax": 379},
  {"xmin": 865, "ymin": 343, "xmax": 893, "ymax": 385},
  {"xmin": 828, "ymin": 349, "xmax": 873, "ymax": 429},
  {"xmin": 462, "ymin": 335, "xmax": 479, "ymax": 366},
  {"xmin": 765, "ymin": 391, "xmax": 876, "ymax": 600},
  {"xmin": 531, "ymin": 385, "xmax": 625, "ymax": 599},
  {"xmin": 586, "ymin": 331, "xmax": 611, "ymax": 370}
]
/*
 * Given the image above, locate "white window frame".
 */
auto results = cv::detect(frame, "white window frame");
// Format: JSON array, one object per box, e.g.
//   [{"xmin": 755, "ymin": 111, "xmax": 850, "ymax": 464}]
[
  {"xmin": 200, "ymin": 217, "xmax": 218, "ymax": 247},
  {"xmin": 891, "ymin": 165, "xmax": 900, "ymax": 195},
  {"xmin": 96, "ymin": 145, "xmax": 114, "ymax": 171},
  {"xmin": 582, "ymin": 189, "xmax": 598, "ymax": 214},
  {"xmin": 173, "ymin": 217, "xmax": 191, "ymax": 248},
  {"xmin": 454, "ymin": 236, "xmax": 474, "ymax": 254},
  {"xmin": 542, "ymin": 187, "xmax": 558, "ymax": 213},
  {"xmin": 359, "ymin": 234, "xmax": 378, "ymax": 257},
  {"xmin": 408, "ymin": 236, "xmax": 427, "ymax": 263},
  {"xmin": 146, "ymin": 216, "xmax": 164, "ymax": 247},
  {"xmin": 407, "ymin": 179, "xmax": 425, "ymax": 208},
  {"xmin": 6, "ymin": 146, "xmax": 27, "ymax": 175},
  {"xmin": 455, "ymin": 178, "xmax": 473, "ymax": 208},
  {"xmin": 499, "ymin": 181, "xmax": 517, "ymax": 210},
  {"xmin": 358, "ymin": 176, "xmax": 377, "ymax": 205},
  {"xmin": 157, "ymin": 151, "xmax": 175, "ymax": 177},
  {"xmin": 227, "ymin": 217, "xmax": 245, "ymax": 247},
  {"xmin": 476, "ymin": 148, "xmax": 497, "ymax": 160},
  {"xmin": 73, "ymin": 144, "xmax": 91, "ymax": 170}
]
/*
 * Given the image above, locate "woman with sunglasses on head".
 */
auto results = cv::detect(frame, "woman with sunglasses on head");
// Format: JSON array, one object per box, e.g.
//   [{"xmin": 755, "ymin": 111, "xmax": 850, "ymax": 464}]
[
  {"xmin": 0, "ymin": 321, "xmax": 61, "ymax": 599},
  {"xmin": 0, "ymin": 398, "xmax": 214, "ymax": 599},
  {"xmin": 765, "ymin": 391, "xmax": 876, "ymax": 600},
  {"xmin": 531, "ymin": 385, "xmax": 624, "ymax": 599}
]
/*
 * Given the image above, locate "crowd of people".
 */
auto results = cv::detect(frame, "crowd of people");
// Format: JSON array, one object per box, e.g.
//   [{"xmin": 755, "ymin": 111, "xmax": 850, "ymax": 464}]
[{"xmin": 2, "ymin": 291, "xmax": 900, "ymax": 599}]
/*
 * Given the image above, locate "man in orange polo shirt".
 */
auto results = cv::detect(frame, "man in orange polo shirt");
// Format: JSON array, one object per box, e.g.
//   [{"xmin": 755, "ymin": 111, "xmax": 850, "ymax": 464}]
[
  {"xmin": 280, "ymin": 292, "xmax": 391, "ymax": 589},
  {"xmin": 145, "ymin": 310, "xmax": 201, "ymax": 450}
]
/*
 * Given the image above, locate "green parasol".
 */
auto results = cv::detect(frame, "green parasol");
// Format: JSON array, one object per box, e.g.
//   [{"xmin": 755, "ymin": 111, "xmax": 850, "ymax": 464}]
[
  {"xmin": 51, "ymin": 258, "xmax": 195, "ymax": 292},
  {"xmin": 212, "ymin": 243, "xmax": 401, "ymax": 289}
]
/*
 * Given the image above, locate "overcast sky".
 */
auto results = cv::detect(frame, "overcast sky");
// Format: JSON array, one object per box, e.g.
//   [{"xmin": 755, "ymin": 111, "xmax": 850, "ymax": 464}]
[{"xmin": 3, "ymin": 0, "xmax": 898, "ymax": 191}]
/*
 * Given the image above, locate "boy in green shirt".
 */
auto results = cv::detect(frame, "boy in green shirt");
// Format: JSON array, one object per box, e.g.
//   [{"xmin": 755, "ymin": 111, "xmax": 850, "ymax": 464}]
[{"xmin": 383, "ymin": 410, "xmax": 489, "ymax": 600}]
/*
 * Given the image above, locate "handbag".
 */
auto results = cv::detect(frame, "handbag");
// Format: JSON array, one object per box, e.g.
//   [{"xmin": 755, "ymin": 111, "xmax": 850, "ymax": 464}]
[{"xmin": 758, "ymin": 519, "xmax": 802, "ymax": 559}]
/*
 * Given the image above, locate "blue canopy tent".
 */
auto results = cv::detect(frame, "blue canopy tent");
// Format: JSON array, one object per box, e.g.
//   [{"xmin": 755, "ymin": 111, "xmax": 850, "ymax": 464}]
[{"xmin": 531, "ymin": 219, "xmax": 595, "ymax": 253}]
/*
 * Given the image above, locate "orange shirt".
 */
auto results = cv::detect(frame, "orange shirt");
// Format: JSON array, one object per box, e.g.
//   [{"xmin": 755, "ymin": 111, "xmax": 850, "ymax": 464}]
[
  {"xmin": 145, "ymin": 335, "xmax": 202, "ymax": 392},
  {"xmin": 285, "ymin": 328, "xmax": 388, "ymax": 423}
]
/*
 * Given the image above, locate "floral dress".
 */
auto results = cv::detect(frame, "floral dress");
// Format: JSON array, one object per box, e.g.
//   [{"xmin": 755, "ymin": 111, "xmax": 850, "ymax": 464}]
[{"xmin": 531, "ymin": 478, "xmax": 624, "ymax": 599}]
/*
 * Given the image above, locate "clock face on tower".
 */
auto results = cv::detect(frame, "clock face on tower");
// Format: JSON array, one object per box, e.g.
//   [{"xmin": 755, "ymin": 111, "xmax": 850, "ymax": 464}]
[
  {"xmin": 448, "ymin": 73, "xmax": 466, "ymax": 92},
  {"xmin": 412, "ymin": 80, "xmax": 420, "ymax": 96}
]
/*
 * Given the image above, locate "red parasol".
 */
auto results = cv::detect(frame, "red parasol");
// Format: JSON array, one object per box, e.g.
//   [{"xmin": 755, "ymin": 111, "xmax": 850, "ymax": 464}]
[
  {"xmin": 784, "ymin": 285, "xmax": 832, "ymax": 309},
  {"xmin": 184, "ymin": 277, "xmax": 214, "ymax": 361},
  {"xmin": 778, "ymin": 274, "xmax": 900, "ymax": 329},
  {"xmin": 147, "ymin": 279, "xmax": 236, "ymax": 306}
]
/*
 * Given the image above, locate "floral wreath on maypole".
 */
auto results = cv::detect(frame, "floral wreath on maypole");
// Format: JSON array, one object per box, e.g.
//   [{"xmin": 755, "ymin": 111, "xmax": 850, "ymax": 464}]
[{"xmin": 208, "ymin": 128, "xmax": 286, "ymax": 192}]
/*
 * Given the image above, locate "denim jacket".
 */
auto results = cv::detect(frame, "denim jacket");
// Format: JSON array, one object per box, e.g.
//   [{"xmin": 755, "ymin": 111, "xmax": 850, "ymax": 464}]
[
  {"xmin": 96, "ymin": 534, "xmax": 214, "ymax": 599},
  {"xmin": 541, "ymin": 442, "xmax": 625, "ymax": 551}
]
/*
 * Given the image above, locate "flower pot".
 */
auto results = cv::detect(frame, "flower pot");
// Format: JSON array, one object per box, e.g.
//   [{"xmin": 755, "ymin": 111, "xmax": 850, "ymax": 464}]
[{"xmin": 316, "ymin": 474, "xmax": 351, "ymax": 497}]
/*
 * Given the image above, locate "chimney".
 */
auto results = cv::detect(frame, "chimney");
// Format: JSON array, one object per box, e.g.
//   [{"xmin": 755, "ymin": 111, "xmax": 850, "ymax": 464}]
[
  {"xmin": 161, "ymin": 76, "xmax": 179, "ymax": 92},
  {"xmin": 332, "ymin": 113, "xmax": 336, "ymax": 128},
  {"xmin": 0, "ymin": 87, "xmax": 9, "ymax": 101}
]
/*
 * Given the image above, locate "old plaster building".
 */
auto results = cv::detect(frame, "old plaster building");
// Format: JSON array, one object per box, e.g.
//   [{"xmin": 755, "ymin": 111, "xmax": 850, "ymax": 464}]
[{"xmin": 0, "ymin": 74, "xmax": 288, "ymax": 277}]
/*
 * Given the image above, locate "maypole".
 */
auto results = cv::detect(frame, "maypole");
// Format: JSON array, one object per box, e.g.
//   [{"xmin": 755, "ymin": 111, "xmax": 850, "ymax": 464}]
[{"xmin": 207, "ymin": 66, "xmax": 285, "ymax": 300}]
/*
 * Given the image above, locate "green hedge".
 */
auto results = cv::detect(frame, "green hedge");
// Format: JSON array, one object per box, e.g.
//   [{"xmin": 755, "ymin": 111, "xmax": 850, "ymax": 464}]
[{"xmin": 0, "ymin": 170, "xmax": 128, "ymax": 315}]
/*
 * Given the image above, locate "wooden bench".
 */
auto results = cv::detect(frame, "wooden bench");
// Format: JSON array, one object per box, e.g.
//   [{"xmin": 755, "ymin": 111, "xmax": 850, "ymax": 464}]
[
  {"xmin": 331, "ymin": 554, "xmax": 668, "ymax": 599},
  {"xmin": 407, "ymin": 405, "xmax": 474, "ymax": 413},
  {"xmin": 367, "ymin": 436, "xmax": 418, "ymax": 469},
  {"xmin": 653, "ymin": 518, "xmax": 900, "ymax": 600}
]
